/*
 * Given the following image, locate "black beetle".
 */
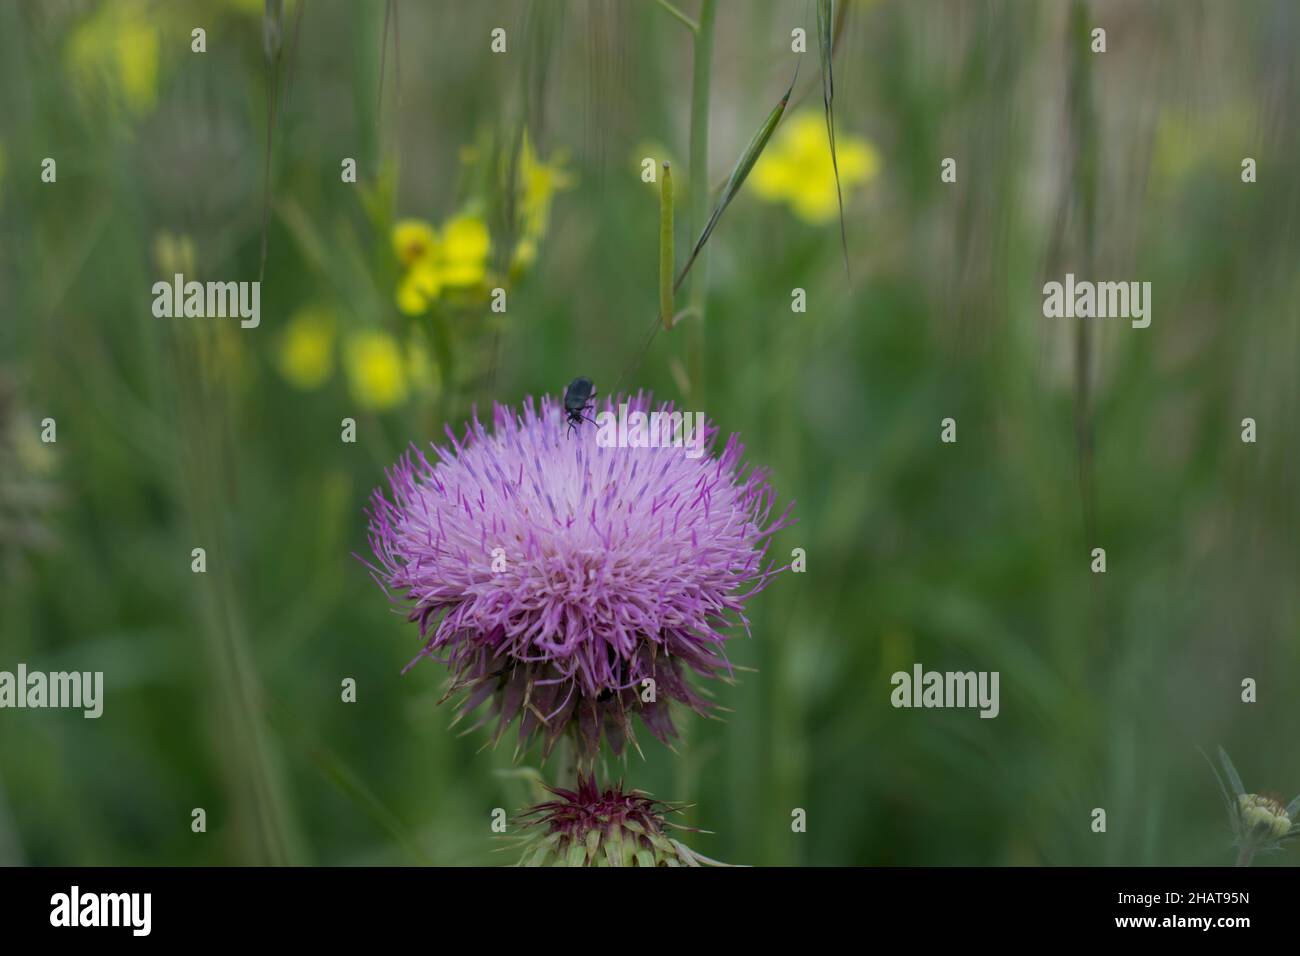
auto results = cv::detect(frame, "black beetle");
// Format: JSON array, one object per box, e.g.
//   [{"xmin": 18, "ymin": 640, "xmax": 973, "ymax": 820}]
[{"xmin": 563, "ymin": 377, "xmax": 598, "ymax": 437}]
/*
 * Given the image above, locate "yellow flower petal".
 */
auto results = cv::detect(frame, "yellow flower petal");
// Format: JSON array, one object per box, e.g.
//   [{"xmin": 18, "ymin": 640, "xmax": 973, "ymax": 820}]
[
  {"xmin": 835, "ymin": 139, "xmax": 880, "ymax": 185},
  {"xmin": 66, "ymin": 1, "xmax": 160, "ymax": 116},
  {"xmin": 512, "ymin": 236, "xmax": 538, "ymax": 272},
  {"xmin": 277, "ymin": 308, "xmax": 335, "ymax": 390},
  {"xmin": 790, "ymin": 187, "xmax": 841, "ymax": 225},
  {"xmin": 786, "ymin": 114, "xmax": 826, "ymax": 157},
  {"xmin": 439, "ymin": 264, "xmax": 486, "ymax": 288},
  {"xmin": 751, "ymin": 157, "xmax": 801, "ymax": 201},
  {"xmin": 750, "ymin": 111, "xmax": 880, "ymax": 225},
  {"xmin": 442, "ymin": 215, "xmax": 490, "ymax": 261},
  {"xmin": 396, "ymin": 264, "xmax": 441, "ymax": 315},
  {"xmin": 344, "ymin": 330, "xmax": 408, "ymax": 411},
  {"xmin": 440, "ymin": 215, "xmax": 490, "ymax": 287},
  {"xmin": 115, "ymin": 20, "xmax": 159, "ymax": 114}
]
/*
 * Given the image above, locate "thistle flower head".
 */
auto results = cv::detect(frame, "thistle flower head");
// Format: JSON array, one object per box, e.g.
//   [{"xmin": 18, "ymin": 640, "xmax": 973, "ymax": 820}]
[
  {"xmin": 1202, "ymin": 746, "xmax": 1300, "ymax": 863},
  {"xmin": 513, "ymin": 776, "xmax": 722, "ymax": 867},
  {"xmin": 363, "ymin": 392, "xmax": 792, "ymax": 758},
  {"xmin": 1238, "ymin": 793, "xmax": 1291, "ymax": 842}
]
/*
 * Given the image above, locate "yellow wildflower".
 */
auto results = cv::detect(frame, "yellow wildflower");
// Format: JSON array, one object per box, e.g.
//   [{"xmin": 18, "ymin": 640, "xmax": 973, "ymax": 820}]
[
  {"xmin": 66, "ymin": 0, "xmax": 160, "ymax": 116},
  {"xmin": 516, "ymin": 132, "xmax": 574, "ymax": 241},
  {"xmin": 393, "ymin": 219, "xmax": 439, "ymax": 268},
  {"xmin": 344, "ymin": 330, "xmax": 408, "ymax": 411},
  {"xmin": 751, "ymin": 112, "xmax": 879, "ymax": 224},
  {"xmin": 390, "ymin": 135, "xmax": 570, "ymax": 309},
  {"xmin": 276, "ymin": 308, "xmax": 335, "ymax": 390},
  {"xmin": 391, "ymin": 213, "xmax": 492, "ymax": 312}
]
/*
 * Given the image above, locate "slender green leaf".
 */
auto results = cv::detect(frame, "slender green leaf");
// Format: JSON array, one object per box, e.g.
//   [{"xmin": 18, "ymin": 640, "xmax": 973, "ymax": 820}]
[
  {"xmin": 1218, "ymin": 746, "xmax": 1246, "ymax": 799},
  {"xmin": 263, "ymin": 0, "xmax": 284, "ymax": 62},
  {"xmin": 611, "ymin": 64, "xmax": 794, "ymax": 394},
  {"xmin": 675, "ymin": 65, "xmax": 799, "ymax": 292},
  {"xmin": 1198, "ymin": 746, "xmax": 1239, "ymax": 839},
  {"xmin": 653, "ymin": 0, "xmax": 699, "ymax": 33},
  {"xmin": 817, "ymin": 0, "xmax": 850, "ymax": 277},
  {"xmin": 258, "ymin": 0, "xmax": 285, "ymax": 285},
  {"xmin": 377, "ymin": 0, "xmax": 396, "ymax": 113}
]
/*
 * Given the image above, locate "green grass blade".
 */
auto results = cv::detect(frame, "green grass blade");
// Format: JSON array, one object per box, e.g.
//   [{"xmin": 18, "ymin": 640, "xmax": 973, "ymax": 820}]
[
  {"xmin": 1198, "ymin": 746, "xmax": 1239, "ymax": 839},
  {"xmin": 659, "ymin": 162, "xmax": 674, "ymax": 330},
  {"xmin": 674, "ymin": 65, "xmax": 798, "ymax": 293},
  {"xmin": 377, "ymin": 0, "xmax": 393, "ymax": 112},
  {"xmin": 652, "ymin": 0, "xmax": 699, "ymax": 33},
  {"xmin": 1217, "ymin": 746, "xmax": 1246, "ymax": 799},
  {"xmin": 817, "ymin": 0, "xmax": 849, "ymax": 277},
  {"xmin": 305, "ymin": 739, "xmax": 434, "ymax": 865},
  {"xmin": 258, "ymin": 0, "xmax": 285, "ymax": 285}
]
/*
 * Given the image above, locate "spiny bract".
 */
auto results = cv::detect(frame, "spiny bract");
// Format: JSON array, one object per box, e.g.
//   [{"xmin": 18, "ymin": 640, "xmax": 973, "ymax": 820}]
[{"xmin": 512, "ymin": 776, "xmax": 724, "ymax": 867}]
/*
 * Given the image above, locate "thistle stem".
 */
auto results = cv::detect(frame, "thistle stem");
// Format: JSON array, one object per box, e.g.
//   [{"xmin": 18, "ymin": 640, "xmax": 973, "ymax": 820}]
[
  {"xmin": 668, "ymin": 0, "xmax": 716, "ymax": 803},
  {"xmin": 1235, "ymin": 846, "xmax": 1255, "ymax": 867},
  {"xmin": 686, "ymin": 0, "xmax": 716, "ymax": 402},
  {"xmin": 659, "ymin": 162, "xmax": 675, "ymax": 330},
  {"xmin": 555, "ymin": 724, "xmax": 580, "ymax": 788}
]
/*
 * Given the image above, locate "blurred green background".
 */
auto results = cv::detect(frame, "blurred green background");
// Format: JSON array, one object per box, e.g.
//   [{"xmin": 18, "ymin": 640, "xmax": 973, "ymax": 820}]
[{"xmin": 1, "ymin": 0, "xmax": 1298, "ymax": 866}]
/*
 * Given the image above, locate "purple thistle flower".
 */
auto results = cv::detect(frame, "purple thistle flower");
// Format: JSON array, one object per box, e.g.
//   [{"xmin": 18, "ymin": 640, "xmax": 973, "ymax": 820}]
[{"xmin": 362, "ymin": 392, "xmax": 793, "ymax": 759}]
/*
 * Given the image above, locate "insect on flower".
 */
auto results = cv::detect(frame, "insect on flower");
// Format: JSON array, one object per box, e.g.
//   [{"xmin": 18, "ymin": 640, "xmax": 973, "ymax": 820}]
[{"xmin": 562, "ymin": 376, "xmax": 597, "ymax": 437}]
